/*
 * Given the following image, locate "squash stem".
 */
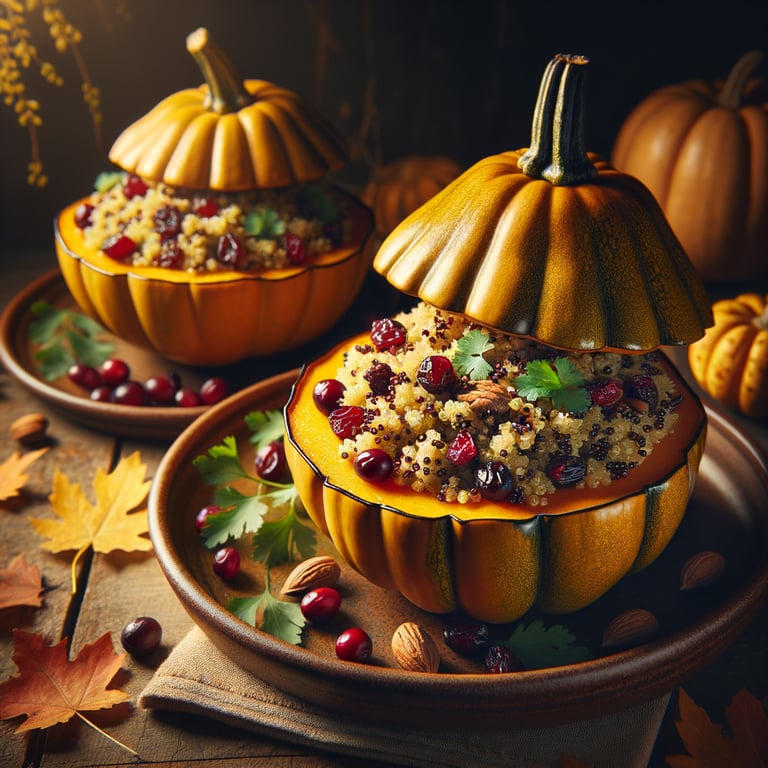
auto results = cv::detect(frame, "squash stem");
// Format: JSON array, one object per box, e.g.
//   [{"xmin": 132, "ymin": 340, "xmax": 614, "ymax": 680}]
[
  {"xmin": 717, "ymin": 50, "xmax": 763, "ymax": 110},
  {"xmin": 518, "ymin": 53, "xmax": 598, "ymax": 186},
  {"xmin": 186, "ymin": 27, "xmax": 253, "ymax": 114}
]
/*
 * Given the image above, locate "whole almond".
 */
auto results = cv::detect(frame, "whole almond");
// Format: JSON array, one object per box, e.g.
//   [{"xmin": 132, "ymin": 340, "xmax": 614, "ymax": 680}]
[
  {"xmin": 280, "ymin": 555, "xmax": 340, "ymax": 598},
  {"xmin": 10, "ymin": 413, "xmax": 49, "ymax": 446},
  {"xmin": 680, "ymin": 550, "xmax": 725, "ymax": 590},
  {"xmin": 391, "ymin": 621, "xmax": 440, "ymax": 673},
  {"xmin": 602, "ymin": 609, "xmax": 659, "ymax": 649}
]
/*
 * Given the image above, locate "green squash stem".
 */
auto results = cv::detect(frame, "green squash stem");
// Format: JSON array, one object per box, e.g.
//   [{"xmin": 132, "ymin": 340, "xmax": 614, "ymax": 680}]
[
  {"xmin": 186, "ymin": 27, "xmax": 253, "ymax": 114},
  {"xmin": 518, "ymin": 53, "xmax": 598, "ymax": 185},
  {"xmin": 717, "ymin": 50, "xmax": 764, "ymax": 109}
]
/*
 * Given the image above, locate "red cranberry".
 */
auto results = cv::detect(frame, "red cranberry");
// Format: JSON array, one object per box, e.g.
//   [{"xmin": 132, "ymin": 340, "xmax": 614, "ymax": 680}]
[
  {"xmin": 195, "ymin": 504, "xmax": 220, "ymax": 532},
  {"xmin": 474, "ymin": 460, "xmax": 515, "ymax": 502},
  {"xmin": 416, "ymin": 355, "xmax": 456, "ymax": 394},
  {"xmin": 194, "ymin": 197, "xmax": 219, "ymax": 217},
  {"xmin": 443, "ymin": 619, "xmax": 490, "ymax": 657},
  {"xmin": 144, "ymin": 375, "xmax": 177, "ymax": 405},
  {"xmin": 102, "ymin": 233, "xmax": 137, "ymax": 262},
  {"xmin": 546, "ymin": 454, "xmax": 587, "ymax": 488},
  {"xmin": 175, "ymin": 388, "xmax": 203, "ymax": 407},
  {"xmin": 300, "ymin": 587, "xmax": 342, "ymax": 622},
  {"xmin": 68, "ymin": 363, "xmax": 102, "ymax": 391},
  {"xmin": 123, "ymin": 174, "xmax": 148, "ymax": 199},
  {"xmin": 74, "ymin": 202, "xmax": 94, "ymax": 229},
  {"xmin": 328, "ymin": 405, "xmax": 366, "ymax": 439},
  {"xmin": 200, "ymin": 377, "xmax": 229, "ymax": 405},
  {"xmin": 121, "ymin": 616, "xmax": 162, "ymax": 656},
  {"xmin": 153, "ymin": 205, "xmax": 182, "ymax": 240},
  {"xmin": 254, "ymin": 441, "xmax": 288, "ymax": 482},
  {"xmin": 158, "ymin": 239, "xmax": 184, "ymax": 269},
  {"xmin": 370, "ymin": 318, "xmax": 407, "ymax": 352},
  {"xmin": 363, "ymin": 362, "xmax": 393, "ymax": 395},
  {"xmin": 99, "ymin": 358, "xmax": 130, "ymax": 387},
  {"xmin": 89, "ymin": 385, "xmax": 113, "ymax": 403},
  {"xmin": 446, "ymin": 429, "xmax": 478, "ymax": 465},
  {"xmin": 283, "ymin": 232, "xmax": 307, "ymax": 264},
  {"xmin": 216, "ymin": 233, "xmax": 243, "ymax": 267},
  {"xmin": 335, "ymin": 627, "xmax": 372, "ymax": 663},
  {"xmin": 587, "ymin": 378, "xmax": 624, "ymax": 408},
  {"xmin": 312, "ymin": 378, "xmax": 346, "ymax": 415},
  {"xmin": 485, "ymin": 644, "xmax": 523, "ymax": 674},
  {"xmin": 212, "ymin": 547, "xmax": 240, "ymax": 580},
  {"xmin": 354, "ymin": 449, "xmax": 394, "ymax": 482},
  {"xmin": 112, "ymin": 381, "xmax": 146, "ymax": 406}
]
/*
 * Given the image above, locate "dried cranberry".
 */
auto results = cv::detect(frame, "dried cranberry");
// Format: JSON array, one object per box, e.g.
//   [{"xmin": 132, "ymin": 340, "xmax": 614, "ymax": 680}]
[
  {"xmin": 123, "ymin": 174, "xmax": 148, "ymax": 199},
  {"xmin": 216, "ymin": 233, "xmax": 244, "ymax": 267},
  {"xmin": 474, "ymin": 460, "xmax": 515, "ymax": 502},
  {"xmin": 74, "ymin": 203, "xmax": 94, "ymax": 229},
  {"xmin": 624, "ymin": 375, "xmax": 659, "ymax": 413},
  {"xmin": 443, "ymin": 619, "xmax": 490, "ymax": 657},
  {"xmin": 154, "ymin": 205, "xmax": 183, "ymax": 240},
  {"xmin": 158, "ymin": 239, "xmax": 184, "ymax": 269},
  {"xmin": 194, "ymin": 197, "xmax": 219, "ymax": 217},
  {"xmin": 354, "ymin": 448, "xmax": 394, "ymax": 482},
  {"xmin": 312, "ymin": 379, "xmax": 346, "ymax": 415},
  {"xmin": 417, "ymin": 355, "xmax": 457, "ymax": 394},
  {"xmin": 364, "ymin": 362, "xmax": 393, "ymax": 395},
  {"xmin": 284, "ymin": 232, "xmax": 307, "ymax": 264},
  {"xmin": 328, "ymin": 405, "xmax": 366, "ymax": 439},
  {"xmin": 485, "ymin": 644, "xmax": 523, "ymax": 674},
  {"xmin": 102, "ymin": 234, "xmax": 137, "ymax": 261},
  {"xmin": 446, "ymin": 429, "xmax": 478, "ymax": 465},
  {"xmin": 370, "ymin": 318, "xmax": 407, "ymax": 352},
  {"xmin": 587, "ymin": 378, "xmax": 624, "ymax": 408},
  {"xmin": 546, "ymin": 454, "xmax": 587, "ymax": 487},
  {"xmin": 255, "ymin": 441, "xmax": 288, "ymax": 482}
]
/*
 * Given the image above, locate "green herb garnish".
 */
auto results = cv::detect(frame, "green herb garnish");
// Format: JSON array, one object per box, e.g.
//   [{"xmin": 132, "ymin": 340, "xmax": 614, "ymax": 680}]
[
  {"xmin": 29, "ymin": 300, "xmax": 115, "ymax": 381},
  {"xmin": 453, "ymin": 329, "xmax": 494, "ymax": 380},
  {"xmin": 515, "ymin": 357, "xmax": 590, "ymax": 413},
  {"xmin": 501, "ymin": 620, "xmax": 593, "ymax": 669},
  {"xmin": 245, "ymin": 409, "xmax": 286, "ymax": 448},
  {"xmin": 244, "ymin": 208, "xmax": 286, "ymax": 238},
  {"xmin": 94, "ymin": 171, "xmax": 123, "ymax": 193}
]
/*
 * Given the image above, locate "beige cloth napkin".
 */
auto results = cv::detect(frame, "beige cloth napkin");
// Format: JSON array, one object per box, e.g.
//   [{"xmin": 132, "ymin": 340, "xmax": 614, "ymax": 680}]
[{"xmin": 140, "ymin": 626, "xmax": 670, "ymax": 768}]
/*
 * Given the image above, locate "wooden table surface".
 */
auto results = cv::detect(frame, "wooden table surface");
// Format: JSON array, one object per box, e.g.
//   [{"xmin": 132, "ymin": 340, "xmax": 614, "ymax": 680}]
[{"xmin": 1, "ymin": 250, "xmax": 766, "ymax": 768}]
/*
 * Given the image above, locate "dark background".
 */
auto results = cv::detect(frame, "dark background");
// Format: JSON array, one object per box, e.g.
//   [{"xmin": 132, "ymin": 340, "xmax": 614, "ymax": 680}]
[{"xmin": 1, "ymin": 0, "xmax": 767, "ymax": 256}]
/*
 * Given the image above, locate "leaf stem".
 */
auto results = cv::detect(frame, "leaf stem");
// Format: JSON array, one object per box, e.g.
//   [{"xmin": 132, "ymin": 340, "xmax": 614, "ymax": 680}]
[
  {"xmin": 70, "ymin": 543, "xmax": 91, "ymax": 595},
  {"xmin": 75, "ymin": 711, "xmax": 139, "ymax": 758}
]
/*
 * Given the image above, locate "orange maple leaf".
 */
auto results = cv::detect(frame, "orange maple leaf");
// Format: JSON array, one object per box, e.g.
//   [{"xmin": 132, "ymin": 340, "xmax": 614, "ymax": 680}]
[
  {"xmin": 29, "ymin": 451, "xmax": 152, "ymax": 592},
  {"xmin": 0, "ymin": 448, "xmax": 47, "ymax": 501},
  {"xmin": 667, "ymin": 687, "xmax": 768, "ymax": 767},
  {"xmin": 0, "ymin": 554, "xmax": 44, "ymax": 609}
]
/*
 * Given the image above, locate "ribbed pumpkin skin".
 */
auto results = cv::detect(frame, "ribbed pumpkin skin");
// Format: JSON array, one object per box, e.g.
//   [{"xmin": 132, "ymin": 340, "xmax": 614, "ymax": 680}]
[
  {"xmin": 373, "ymin": 150, "xmax": 712, "ymax": 352},
  {"xmin": 54, "ymin": 190, "xmax": 374, "ymax": 366},
  {"xmin": 611, "ymin": 53, "xmax": 768, "ymax": 283},
  {"xmin": 688, "ymin": 293, "xmax": 768, "ymax": 419},
  {"xmin": 284, "ymin": 333, "xmax": 707, "ymax": 624}
]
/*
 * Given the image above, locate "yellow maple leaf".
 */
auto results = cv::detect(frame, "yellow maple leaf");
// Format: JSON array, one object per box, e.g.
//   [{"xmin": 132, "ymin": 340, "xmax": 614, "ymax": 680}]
[
  {"xmin": 0, "ymin": 449, "xmax": 47, "ymax": 502},
  {"xmin": 30, "ymin": 451, "xmax": 152, "ymax": 592}
]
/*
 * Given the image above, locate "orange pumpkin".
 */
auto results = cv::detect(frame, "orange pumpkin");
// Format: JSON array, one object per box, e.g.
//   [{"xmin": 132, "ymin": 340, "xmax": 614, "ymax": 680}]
[
  {"xmin": 612, "ymin": 51, "xmax": 768, "ymax": 283},
  {"xmin": 688, "ymin": 293, "xmax": 768, "ymax": 419}
]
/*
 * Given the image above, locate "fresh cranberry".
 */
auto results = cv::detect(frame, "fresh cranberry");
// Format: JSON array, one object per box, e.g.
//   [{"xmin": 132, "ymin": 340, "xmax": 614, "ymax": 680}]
[
  {"xmin": 89, "ymin": 385, "xmax": 113, "ymax": 403},
  {"xmin": 200, "ymin": 377, "xmax": 229, "ymax": 405},
  {"xmin": 254, "ymin": 441, "xmax": 288, "ymax": 482},
  {"xmin": 446, "ymin": 429, "xmax": 478, "ymax": 465},
  {"xmin": 546, "ymin": 454, "xmax": 587, "ymax": 488},
  {"xmin": 370, "ymin": 318, "xmax": 407, "ymax": 352},
  {"xmin": 312, "ymin": 379, "xmax": 346, "ymax": 415},
  {"xmin": 328, "ymin": 405, "xmax": 366, "ymax": 439},
  {"xmin": 417, "ymin": 355, "xmax": 456, "ymax": 394},
  {"xmin": 300, "ymin": 587, "xmax": 342, "ymax": 622},
  {"xmin": 354, "ymin": 449, "xmax": 393, "ymax": 482},
  {"xmin": 123, "ymin": 174, "xmax": 148, "ymax": 199},
  {"xmin": 68, "ymin": 363, "xmax": 102, "ymax": 391},
  {"xmin": 158, "ymin": 239, "xmax": 184, "ymax": 269},
  {"xmin": 144, "ymin": 375, "xmax": 177, "ymax": 405},
  {"xmin": 335, "ymin": 627, "xmax": 372, "ymax": 663},
  {"xmin": 485, "ymin": 644, "xmax": 523, "ymax": 673},
  {"xmin": 363, "ymin": 362, "xmax": 393, "ymax": 395},
  {"xmin": 212, "ymin": 547, "xmax": 240, "ymax": 580},
  {"xmin": 216, "ymin": 233, "xmax": 243, "ymax": 267},
  {"xmin": 121, "ymin": 616, "xmax": 162, "ymax": 656},
  {"xmin": 443, "ymin": 619, "xmax": 490, "ymax": 657},
  {"xmin": 175, "ymin": 388, "xmax": 203, "ymax": 407},
  {"xmin": 195, "ymin": 504, "xmax": 220, "ymax": 532},
  {"xmin": 99, "ymin": 358, "xmax": 130, "ymax": 387},
  {"xmin": 474, "ymin": 460, "xmax": 515, "ymax": 502},
  {"xmin": 193, "ymin": 197, "xmax": 219, "ymax": 217},
  {"xmin": 112, "ymin": 381, "xmax": 146, "ymax": 406},
  {"xmin": 154, "ymin": 205, "xmax": 183, "ymax": 240},
  {"xmin": 283, "ymin": 233, "xmax": 307, "ymax": 264},
  {"xmin": 102, "ymin": 233, "xmax": 137, "ymax": 262},
  {"xmin": 74, "ymin": 202, "xmax": 94, "ymax": 229}
]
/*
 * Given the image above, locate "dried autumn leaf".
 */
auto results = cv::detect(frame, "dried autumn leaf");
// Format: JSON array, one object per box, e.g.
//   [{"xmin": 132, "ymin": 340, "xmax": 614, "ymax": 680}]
[
  {"xmin": 667, "ymin": 687, "xmax": 768, "ymax": 767},
  {"xmin": 0, "ymin": 554, "xmax": 44, "ymax": 609},
  {"xmin": 0, "ymin": 629, "xmax": 130, "ymax": 731},
  {"xmin": 29, "ymin": 451, "xmax": 152, "ymax": 591},
  {"xmin": 0, "ymin": 448, "xmax": 47, "ymax": 501}
]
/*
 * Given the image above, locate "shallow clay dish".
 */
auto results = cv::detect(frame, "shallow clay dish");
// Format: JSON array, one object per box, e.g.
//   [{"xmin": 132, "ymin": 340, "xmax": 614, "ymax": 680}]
[{"xmin": 148, "ymin": 371, "xmax": 768, "ymax": 729}]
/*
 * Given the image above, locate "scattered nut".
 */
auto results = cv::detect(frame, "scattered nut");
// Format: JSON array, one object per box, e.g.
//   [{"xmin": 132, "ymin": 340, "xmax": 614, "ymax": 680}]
[
  {"xmin": 9, "ymin": 413, "xmax": 49, "ymax": 446},
  {"xmin": 280, "ymin": 555, "xmax": 341, "ymax": 598},
  {"xmin": 680, "ymin": 550, "xmax": 725, "ymax": 590},
  {"xmin": 602, "ymin": 608, "xmax": 659, "ymax": 649},
  {"xmin": 391, "ymin": 621, "xmax": 440, "ymax": 673}
]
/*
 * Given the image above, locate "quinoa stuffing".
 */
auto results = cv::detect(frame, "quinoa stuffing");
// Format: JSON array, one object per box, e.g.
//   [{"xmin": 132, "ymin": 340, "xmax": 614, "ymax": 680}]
[
  {"xmin": 321, "ymin": 302, "xmax": 683, "ymax": 507},
  {"xmin": 73, "ymin": 172, "xmax": 350, "ymax": 273}
]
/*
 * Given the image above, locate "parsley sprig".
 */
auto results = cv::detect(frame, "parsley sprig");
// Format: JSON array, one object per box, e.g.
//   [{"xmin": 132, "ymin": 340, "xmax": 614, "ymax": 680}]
[
  {"xmin": 452, "ymin": 328, "xmax": 494, "ymax": 380},
  {"xmin": 501, "ymin": 620, "xmax": 593, "ymax": 669},
  {"xmin": 515, "ymin": 357, "xmax": 591, "ymax": 413}
]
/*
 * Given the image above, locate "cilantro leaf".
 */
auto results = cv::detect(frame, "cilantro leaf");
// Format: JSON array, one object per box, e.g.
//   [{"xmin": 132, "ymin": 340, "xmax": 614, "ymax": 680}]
[
  {"xmin": 193, "ymin": 436, "xmax": 253, "ymax": 485},
  {"xmin": 245, "ymin": 409, "xmax": 286, "ymax": 448},
  {"xmin": 452, "ymin": 329, "xmax": 494, "ymax": 380},
  {"xmin": 515, "ymin": 357, "xmax": 590, "ymax": 413},
  {"xmin": 251, "ymin": 498, "xmax": 316, "ymax": 567},
  {"xmin": 200, "ymin": 489, "xmax": 269, "ymax": 548},
  {"xmin": 228, "ymin": 589, "xmax": 307, "ymax": 645},
  {"xmin": 502, "ymin": 620, "xmax": 593, "ymax": 669}
]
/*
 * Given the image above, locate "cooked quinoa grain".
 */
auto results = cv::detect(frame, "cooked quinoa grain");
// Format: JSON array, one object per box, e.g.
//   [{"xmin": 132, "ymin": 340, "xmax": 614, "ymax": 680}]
[{"xmin": 328, "ymin": 302, "xmax": 682, "ymax": 506}]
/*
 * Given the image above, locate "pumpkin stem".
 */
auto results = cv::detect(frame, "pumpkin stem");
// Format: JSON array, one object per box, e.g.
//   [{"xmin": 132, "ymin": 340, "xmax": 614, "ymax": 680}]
[
  {"xmin": 717, "ymin": 50, "xmax": 764, "ymax": 110},
  {"xmin": 518, "ymin": 53, "xmax": 598, "ymax": 186},
  {"xmin": 186, "ymin": 27, "xmax": 253, "ymax": 114}
]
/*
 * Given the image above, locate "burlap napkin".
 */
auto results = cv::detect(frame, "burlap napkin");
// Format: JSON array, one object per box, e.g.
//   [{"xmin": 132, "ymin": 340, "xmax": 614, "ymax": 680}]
[{"xmin": 140, "ymin": 626, "xmax": 670, "ymax": 768}]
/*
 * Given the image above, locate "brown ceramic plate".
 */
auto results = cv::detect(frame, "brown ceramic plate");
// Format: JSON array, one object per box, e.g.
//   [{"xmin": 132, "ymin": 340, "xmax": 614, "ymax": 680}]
[
  {"xmin": 148, "ymin": 371, "xmax": 768, "ymax": 729},
  {"xmin": 0, "ymin": 268, "xmax": 213, "ymax": 440}
]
